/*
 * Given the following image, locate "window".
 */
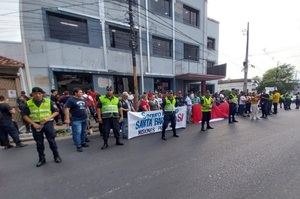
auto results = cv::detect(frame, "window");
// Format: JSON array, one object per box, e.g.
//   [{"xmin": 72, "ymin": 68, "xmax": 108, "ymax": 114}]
[
  {"xmin": 109, "ymin": 26, "xmax": 133, "ymax": 50},
  {"xmin": 207, "ymin": 37, "xmax": 215, "ymax": 50},
  {"xmin": 184, "ymin": 44, "xmax": 199, "ymax": 61},
  {"xmin": 206, "ymin": 60, "xmax": 215, "ymax": 68},
  {"xmin": 183, "ymin": 5, "xmax": 199, "ymax": 26},
  {"xmin": 47, "ymin": 12, "xmax": 88, "ymax": 43},
  {"xmin": 151, "ymin": 0, "xmax": 171, "ymax": 17},
  {"xmin": 152, "ymin": 36, "xmax": 172, "ymax": 57}
]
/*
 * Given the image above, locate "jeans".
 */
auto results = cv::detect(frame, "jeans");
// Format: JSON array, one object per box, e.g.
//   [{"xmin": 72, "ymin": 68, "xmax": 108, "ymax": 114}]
[
  {"xmin": 71, "ymin": 119, "xmax": 88, "ymax": 148},
  {"xmin": 120, "ymin": 118, "xmax": 128, "ymax": 138}
]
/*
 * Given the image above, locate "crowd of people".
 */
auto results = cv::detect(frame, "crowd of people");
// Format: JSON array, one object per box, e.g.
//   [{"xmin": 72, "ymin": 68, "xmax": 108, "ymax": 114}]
[{"xmin": 1, "ymin": 85, "xmax": 299, "ymax": 167}]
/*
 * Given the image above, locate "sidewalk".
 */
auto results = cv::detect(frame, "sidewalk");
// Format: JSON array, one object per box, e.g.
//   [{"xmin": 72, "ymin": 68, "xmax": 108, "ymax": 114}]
[{"xmin": 17, "ymin": 120, "xmax": 99, "ymax": 142}]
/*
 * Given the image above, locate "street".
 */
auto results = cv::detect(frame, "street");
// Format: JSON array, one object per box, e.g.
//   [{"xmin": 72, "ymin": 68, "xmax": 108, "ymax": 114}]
[{"xmin": 1, "ymin": 109, "xmax": 300, "ymax": 199}]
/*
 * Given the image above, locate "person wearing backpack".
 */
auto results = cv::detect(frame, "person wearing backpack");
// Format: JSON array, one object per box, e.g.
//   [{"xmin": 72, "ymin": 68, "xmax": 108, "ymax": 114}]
[{"xmin": 0, "ymin": 95, "xmax": 28, "ymax": 149}]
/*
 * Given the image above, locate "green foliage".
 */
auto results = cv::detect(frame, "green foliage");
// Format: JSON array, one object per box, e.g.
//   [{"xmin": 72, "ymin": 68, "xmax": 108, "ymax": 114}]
[{"xmin": 255, "ymin": 63, "xmax": 295, "ymax": 93}]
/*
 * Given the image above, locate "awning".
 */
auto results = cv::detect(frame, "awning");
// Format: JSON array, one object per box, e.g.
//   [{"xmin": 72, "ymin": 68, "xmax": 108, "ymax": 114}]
[
  {"xmin": 175, "ymin": 73, "xmax": 225, "ymax": 81},
  {"xmin": 0, "ymin": 55, "xmax": 24, "ymax": 68}
]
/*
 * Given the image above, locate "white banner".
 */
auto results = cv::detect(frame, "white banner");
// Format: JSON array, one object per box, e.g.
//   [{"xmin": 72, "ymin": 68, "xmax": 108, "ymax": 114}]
[{"xmin": 128, "ymin": 106, "xmax": 187, "ymax": 139}]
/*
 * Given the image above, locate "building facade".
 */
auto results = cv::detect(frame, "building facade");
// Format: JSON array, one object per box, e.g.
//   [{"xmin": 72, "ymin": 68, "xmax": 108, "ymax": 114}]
[
  {"xmin": 218, "ymin": 78, "xmax": 257, "ymax": 93},
  {"xmin": 20, "ymin": 0, "xmax": 223, "ymax": 95}
]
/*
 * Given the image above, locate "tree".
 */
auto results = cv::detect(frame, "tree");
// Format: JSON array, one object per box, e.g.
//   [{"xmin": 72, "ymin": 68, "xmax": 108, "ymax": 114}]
[{"xmin": 256, "ymin": 63, "xmax": 295, "ymax": 93}]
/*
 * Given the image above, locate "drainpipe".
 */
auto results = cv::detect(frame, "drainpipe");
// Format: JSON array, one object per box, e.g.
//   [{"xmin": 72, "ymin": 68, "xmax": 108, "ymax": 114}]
[
  {"xmin": 202, "ymin": 0, "xmax": 207, "ymax": 75},
  {"xmin": 19, "ymin": 0, "xmax": 32, "ymax": 93},
  {"xmin": 138, "ymin": 0, "xmax": 144, "ymax": 93},
  {"xmin": 172, "ymin": 0, "xmax": 176, "ymax": 91},
  {"xmin": 145, "ymin": 0, "xmax": 151, "ymax": 73},
  {"xmin": 99, "ymin": 0, "xmax": 108, "ymax": 70}
]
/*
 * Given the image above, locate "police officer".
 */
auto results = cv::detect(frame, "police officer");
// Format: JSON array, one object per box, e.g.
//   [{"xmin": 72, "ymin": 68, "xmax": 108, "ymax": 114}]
[
  {"xmin": 228, "ymin": 88, "xmax": 238, "ymax": 124},
  {"xmin": 23, "ymin": 87, "xmax": 62, "ymax": 167},
  {"xmin": 200, "ymin": 90, "xmax": 214, "ymax": 131},
  {"xmin": 97, "ymin": 86, "xmax": 124, "ymax": 150},
  {"xmin": 161, "ymin": 90, "xmax": 179, "ymax": 140}
]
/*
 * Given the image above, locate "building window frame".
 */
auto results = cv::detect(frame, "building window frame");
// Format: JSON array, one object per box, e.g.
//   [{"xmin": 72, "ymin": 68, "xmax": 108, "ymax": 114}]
[
  {"xmin": 206, "ymin": 60, "xmax": 215, "ymax": 68},
  {"xmin": 151, "ymin": 0, "xmax": 171, "ymax": 17},
  {"xmin": 184, "ymin": 43, "xmax": 199, "ymax": 61},
  {"xmin": 207, "ymin": 37, "xmax": 215, "ymax": 50},
  {"xmin": 46, "ymin": 11, "xmax": 89, "ymax": 44},
  {"xmin": 152, "ymin": 36, "xmax": 172, "ymax": 57},
  {"xmin": 109, "ymin": 25, "xmax": 137, "ymax": 51},
  {"xmin": 183, "ymin": 5, "xmax": 199, "ymax": 27}
]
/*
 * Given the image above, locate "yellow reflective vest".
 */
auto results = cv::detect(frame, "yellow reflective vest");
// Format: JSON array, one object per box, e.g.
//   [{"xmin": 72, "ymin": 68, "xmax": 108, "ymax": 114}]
[
  {"xmin": 100, "ymin": 96, "xmax": 119, "ymax": 118},
  {"xmin": 164, "ymin": 98, "xmax": 176, "ymax": 114},
  {"xmin": 27, "ymin": 98, "xmax": 52, "ymax": 122},
  {"xmin": 201, "ymin": 97, "xmax": 212, "ymax": 112}
]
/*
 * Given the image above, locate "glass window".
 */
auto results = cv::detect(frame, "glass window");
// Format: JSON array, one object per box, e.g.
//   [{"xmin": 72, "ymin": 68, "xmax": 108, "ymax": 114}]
[
  {"xmin": 152, "ymin": 36, "xmax": 172, "ymax": 57},
  {"xmin": 47, "ymin": 12, "xmax": 89, "ymax": 43},
  {"xmin": 151, "ymin": 0, "xmax": 171, "ymax": 16},
  {"xmin": 183, "ymin": 5, "xmax": 199, "ymax": 26},
  {"xmin": 207, "ymin": 37, "xmax": 215, "ymax": 50},
  {"xmin": 184, "ymin": 44, "xmax": 199, "ymax": 61},
  {"xmin": 109, "ymin": 26, "xmax": 133, "ymax": 50},
  {"xmin": 206, "ymin": 60, "xmax": 215, "ymax": 68}
]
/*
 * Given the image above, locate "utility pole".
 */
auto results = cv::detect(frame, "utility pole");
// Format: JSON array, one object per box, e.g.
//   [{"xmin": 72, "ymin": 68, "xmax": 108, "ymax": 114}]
[
  {"xmin": 243, "ymin": 22, "xmax": 249, "ymax": 93},
  {"xmin": 129, "ymin": 0, "xmax": 139, "ymax": 110}
]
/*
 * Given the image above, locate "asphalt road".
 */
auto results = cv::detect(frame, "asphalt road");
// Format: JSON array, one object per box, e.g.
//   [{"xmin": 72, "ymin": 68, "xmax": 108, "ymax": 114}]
[{"xmin": 1, "ymin": 108, "xmax": 300, "ymax": 199}]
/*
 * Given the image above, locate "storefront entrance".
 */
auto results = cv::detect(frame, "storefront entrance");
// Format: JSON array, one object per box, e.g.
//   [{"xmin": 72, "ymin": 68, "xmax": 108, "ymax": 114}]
[{"xmin": 55, "ymin": 72, "xmax": 93, "ymax": 94}]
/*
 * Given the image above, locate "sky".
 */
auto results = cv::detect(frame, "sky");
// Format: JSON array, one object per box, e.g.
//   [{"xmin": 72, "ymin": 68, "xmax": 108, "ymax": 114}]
[{"xmin": 0, "ymin": 0, "xmax": 300, "ymax": 80}]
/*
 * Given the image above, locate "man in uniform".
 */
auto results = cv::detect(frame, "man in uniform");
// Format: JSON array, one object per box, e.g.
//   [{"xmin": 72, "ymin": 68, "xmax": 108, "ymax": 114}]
[
  {"xmin": 200, "ymin": 90, "xmax": 214, "ymax": 131},
  {"xmin": 0, "ymin": 95, "xmax": 28, "ymax": 149},
  {"xmin": 97, "ymin": 86, "xmax": 124, "ymax": 150},
  {"xmin": 23, "ymin": 87, "xmax": 62, "ymax": 167},
  {"xmin": 296, "ymin": 92, "xmax": 300, "ymax": 109},
  {"xmin": 161, "ymin": 90, "xmax": 179, "ymax": 140},
  {"xmin": 260, "ymin": 90, "xmax": 269, "ymax": 119},
  {"xmin": 228, "ymin": 88, "xmax": 238, "ymax": 124}
]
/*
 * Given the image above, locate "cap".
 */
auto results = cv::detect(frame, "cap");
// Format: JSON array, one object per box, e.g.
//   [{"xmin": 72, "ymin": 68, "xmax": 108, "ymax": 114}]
[
  {"xmin": 106, "ymin": 86, "xmax": 113, "ymax": 91},
  {"xmin": 32, "ymin": 87, "xmax": 44, "ymax": 93},
  {"xmin": 168, "ymin": 90, "xmax": 173, "ymax": 94},
  {"xmin": 177, "ymin": 90, "xmax": 182, "ymax": 94}
]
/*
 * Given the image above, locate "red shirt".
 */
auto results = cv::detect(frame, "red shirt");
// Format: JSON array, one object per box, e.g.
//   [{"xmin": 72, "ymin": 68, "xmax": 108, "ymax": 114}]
[{"xmin": 140, "ymin": 99, "xmax": 150, "ymax": 111}]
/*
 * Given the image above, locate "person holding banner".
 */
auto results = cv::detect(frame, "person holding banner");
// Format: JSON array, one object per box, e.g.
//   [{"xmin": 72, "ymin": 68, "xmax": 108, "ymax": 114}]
[
  {"xmin": 97, "ymin": 86, "xmax": 124, "ymax": 150},
  {"xmin": 200, "ymin": 90, "xmax": 214, "ymax": 131},
  {"xmin": 161, "ymin": 90, "xmax": 179, "ymax": 140}
]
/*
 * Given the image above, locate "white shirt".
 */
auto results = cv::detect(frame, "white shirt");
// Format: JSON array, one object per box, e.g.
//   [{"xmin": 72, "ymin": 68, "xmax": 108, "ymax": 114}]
[
  {"xmin": 128, "ymin": 94, "xmax": 134, "ymax": 101},
  {"xmin": 239, "ymin": 96, "xmax": 246, "ymax": 105}
]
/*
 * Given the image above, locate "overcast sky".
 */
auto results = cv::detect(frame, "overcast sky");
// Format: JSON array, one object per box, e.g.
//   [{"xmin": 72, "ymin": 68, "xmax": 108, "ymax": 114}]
[{"xmin": 0, "ymin": 0, "xmax": 300, "ymax": 79}]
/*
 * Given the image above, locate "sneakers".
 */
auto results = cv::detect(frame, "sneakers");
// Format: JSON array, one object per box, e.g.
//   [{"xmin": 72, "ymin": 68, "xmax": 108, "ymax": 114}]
[
  {"xmin": 173, "ymin": 134, "xmax": 179, "ymax": 137},
  {"xmin": 116, "ymin": 141, "xmax": 124, "ymax": 146},
  {"xmin": 101, "ymin": 143, "xmax": 108, "ymax": 150},
  {"xmin": 161, "ymin": 137, "xmax": 167, "ymax": 140},
  {"xmin": 77, "ymin": 147, "xmax": 83, "ymax": 152},
  {"xmin": 82, "ymin": 143, "xmax": 89, "ymax": 147},
  {"xmin": 207, "ymin": 126, "xmax": 214, "ymax": 129}
]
